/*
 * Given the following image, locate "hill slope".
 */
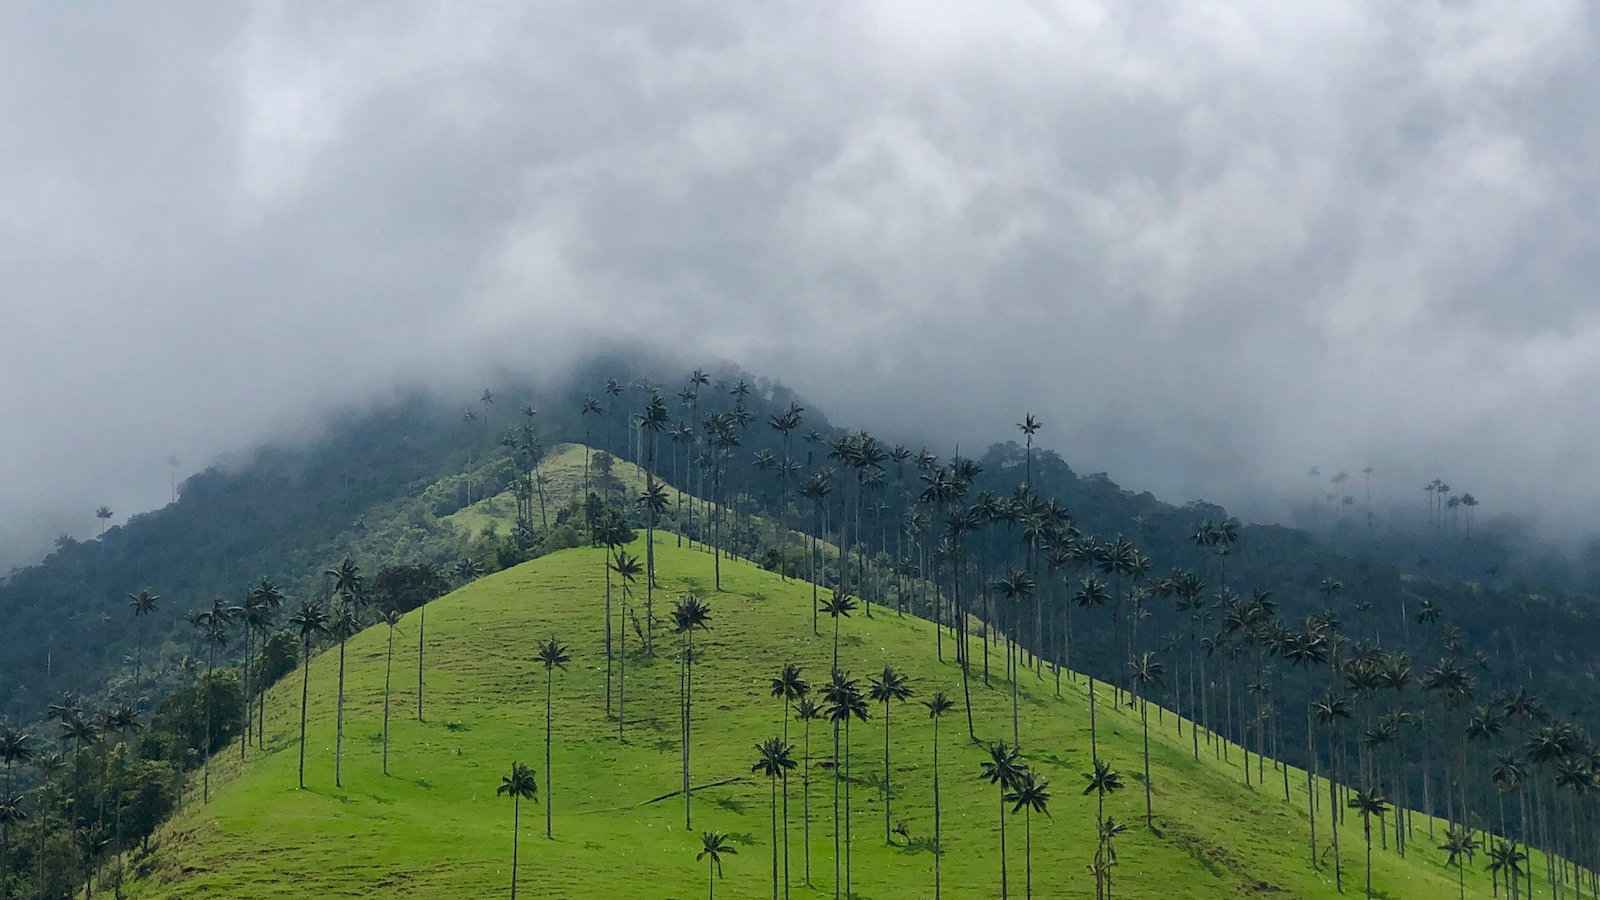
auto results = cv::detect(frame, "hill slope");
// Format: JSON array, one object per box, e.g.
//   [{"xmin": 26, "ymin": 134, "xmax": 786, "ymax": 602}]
[{"xmin": 131, "ymin": 537, "xmax": 1515, "ymax": 899}]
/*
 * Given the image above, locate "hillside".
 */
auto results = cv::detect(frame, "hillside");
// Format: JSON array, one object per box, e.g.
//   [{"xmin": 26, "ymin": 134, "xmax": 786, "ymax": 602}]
[{"xmin": 130, "ymin": 536, "xmax": 1517, "ymax": 899}]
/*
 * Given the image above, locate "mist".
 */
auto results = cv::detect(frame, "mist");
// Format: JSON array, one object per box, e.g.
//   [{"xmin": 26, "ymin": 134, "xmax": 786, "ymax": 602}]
[{"xmin": 5, "ymin": 1, "xmax": 1600, "ymax": 568}]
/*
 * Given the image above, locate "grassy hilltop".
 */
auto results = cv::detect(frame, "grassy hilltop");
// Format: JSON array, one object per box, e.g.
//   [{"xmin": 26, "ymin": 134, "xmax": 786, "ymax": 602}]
[{"xmin": 130, "ymin": 531, "xmax": 1518, "ymax": 899}]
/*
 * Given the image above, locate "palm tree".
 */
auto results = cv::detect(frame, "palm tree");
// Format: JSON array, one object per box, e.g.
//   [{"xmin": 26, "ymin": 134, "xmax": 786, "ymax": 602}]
[
  {"xmin": 794, "ymin": 697, "xmax": 822, "ymax": 887},
  {"xmin": 1003, "ymin": 771, "xmax": 1051, "ymax": 900},
  {"xmin": 819, "ymin": 592, "xmax": 857, "ymax": 669},
  {"xmin": 802, "ymin": 473, "xmax": 833, "ymax": 636},
  {"xmin": 674, "ymin": 594, "xmax": 712, "ymax": 829},
  {"xmin": 1096, "ymin": 816, "xmax": 1129, "ymax": 900},
  {"xmin": 1314, "ymin": 691, "xmax": 1351, "ymax": 891},
  {"xmin": 330, "ymin": 599, "xmax": 360, "ymax": 789},
  {"xmin": 979, "ymin": 741, "xmax": 1027, "ymax": 900},
  {"xmin": 1487, "ymin": 840, "xmax": 1527, "ymax": 900},
  {"xmin": 95, "ymin": 505, "xmax": 114, "ymax": 534},
  {"xmin": 922, "ymin": 691, "xmax": 954, "ymax": 899},
  {"xmin": 1440, "ymin": 825, "xmax": 1479, "ymax": 900},
  {"xmin": 382, "ymin": 609, "xmax": 401, "ymax": 775},
  {"xmin": 497, "ymin": 762, "xmax": 538, "ymax": 900},
  {"xmin": 287, "ymin": 600, "xmax": 329, "ymax": 789},
  {"xmin": 753, "ymin": 737, "xmax": 798, "ymax": 900},
  {"xmin": 822, "ymin": 669, "xmax": 868, "ymax": 899},
  {"xmin": 1128, "ymin": 651, "xmax": 1165, "ymax": 826},
  {"xmin": 1348, "ymin": 788, "xmax": 1390, "ymax": 899},
  {"xmin": 126, "ymin": 589, "xmax": 160, "ymax": 686},
  {"xmin": 770, "ymin": 664, "xmax": 809, "ymax": 898},
  {"xmin": 1016, "ymin": 413, "xmax": 1041, "ymax": 487},
  {"xmin": 697, "ymin": 831, "xmax": 737, "ymax": 900},
  {"xmin": 611, "ymin": 549, "xmax": 641, "ymax": 741},
  {"xmin": 0, "ymin": 725, "xmax": 31, "ymax": 886},
  {"xmin": 580, "ymin": 396, "xmax": 603, "ymax": 499},
  {"xmin": 246, "ymin": 579, "xmax": 285, "ymax": 748},
  {"xmin": 535, "ymin": 637, "xmax": 570, "ymax": 839},
  {"xmin": 868, "ymin": 665, "xmax": 913, "ymax": 843},
  {"xmin": 995, "ymin": 569, "xmax": 1036, "ymax": 748},
  {"xmin": 193, "ymin": 596, "xmax": 235, "ymax": 803}
]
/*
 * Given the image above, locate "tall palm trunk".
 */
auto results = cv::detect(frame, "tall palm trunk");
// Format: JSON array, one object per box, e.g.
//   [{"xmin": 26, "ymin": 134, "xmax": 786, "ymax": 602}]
[
  {"xmin": 1141, "ymin": 694, "xmax": 1153, "ymax": 826},
  {"xmin": 203, "ymin": 642, "xmax": 214, "ymax": 804},
  {"xmin": 417, "ymin": 605, "xmax": 427, "ymax": 721},
  {"xmin": 882, "ymin": 701, "xmax": 893, "ymax": 843},
  {"xmin": 240, "ymin": 626, "xmax": 251, "ymax": 761},
  {"xmin": 997, "ymin": 787, "xmax": 1009, "ymax": 899},
  {"xmin": 603, "ymin": 560, "xmax": 613, "ymax": 717},
  {"xmin": 803, "ymin": 716, "xmax": 812, "ymax": 886},
  {"xmin": 545, "ymin": 670, "xmax": 554, "ymax": 839},
  {"xmin": 383, "ymin": 624, "xmax": 393, "ymax": 775},
  {"xmin": 832, "ymin": 720, "xmax": 841, "ymax": 900},
  {"xmin": 931, "ymin": 714, "xmax": 943, "ymax": 900},
  {"xmin": 335, "ymin": 636, "xmax": 347, "ymax": 788},
  {"xmin": 298, "ymin": 637, "xmax": 312, "ymax": 789},
  {"xmin": 769, "ymin": 777, "xmax": 779, "ymax": 900},
  {"xmin": 508, "ymin": 796, "xmax": 521, "ymax": 900}
]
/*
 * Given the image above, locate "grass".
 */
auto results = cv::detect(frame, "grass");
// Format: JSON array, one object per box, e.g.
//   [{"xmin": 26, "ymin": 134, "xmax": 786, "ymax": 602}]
[{"xmin": 130, "ymin": 535, "xmax": 1528, "ymax": 898}]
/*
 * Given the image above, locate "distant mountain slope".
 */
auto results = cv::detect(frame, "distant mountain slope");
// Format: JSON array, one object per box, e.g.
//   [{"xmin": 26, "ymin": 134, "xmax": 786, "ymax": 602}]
[{"xmin": 129, "ymin": 536, "xmax": 1513, "ymax": 899}]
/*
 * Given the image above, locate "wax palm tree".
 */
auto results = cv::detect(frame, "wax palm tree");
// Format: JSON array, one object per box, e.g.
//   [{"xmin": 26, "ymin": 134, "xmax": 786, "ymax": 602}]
[
  {"xmin": 802, "ymin": 473, "xmax": 833, "ymax": 635},
  {"xmin": 1348, "ymin": 788, "xmax": 1390, "ymax": 899},
  {"xmin": 0, "ymin": 725, "xmax": 31, "ymax": 884},
  {"xmin": 536, "ymin": 637, "xmax": 570, "ymax": 839},
  {"xmin": 698, "ymin": 831, "xmax": 737, "ymax": 900},
  {"xmin": 1016, "ymin": 413, "xmax": 1042, "ymax": 487},
  {"xmin": 580, "ymin": 396, "xmax": 603, "ymax": 498},
  {"xmin": 1439, "ymin": 825, "xmax": 1479, "ymax": 900},
  {"xmin": 822, "ymin": 669, "xmax": 869, "ymax": 899},
  {"xmin": 794, "ymin": 697, "xmax": 822, "ymax": 887},
  {"xmin": 246, "ymin": 578, "xmax": 285, "ymax": 748},
  {"xmin": 1128, "ymin": 651, "xmax": 1165, "ymax": 826},
  {"xmin": 819, "ymin": 592, "xmax": 857, "ymax": 669},
  {"xmin": 193, "ymin": 596, "xmax": 235, "ymax": 803},
  {"xmin": 1487, "ymin": 840, "xmax": 1527, "ymax": 900},
  {"xmin": 674, "ymin": 594, "xmax": 712, "ymax": 829},
  {"xmin": 1082, "ymin": 758, "xmax": 1125, "ymax": 853},
  {"xmin": 753, "ymin": 737, "xmax": 798, "ymax": 900},
  {"xmin": 770, "ymin": 664, "xmax": 808, "ymax": 897},
  {"xmin": 287, "ymin": 600, "xmax": 329, "ymax": 789},
  {"xmin": 1003, "ymin": 770, "xmax": 1051, "ymax": 900},
  {"xmin": 382, "ymin": 608, "xmax": 400, "ymax": 775},
  {"xmin": 326, "ymin": 599, "xmax": 361, "ymax": 788},
  {"xmin": 980, "ymin": 741, "xmax": 1027, "ymax": 899},
  {"xmin": 995, "ymin": 569, "xmax": 1036, "ymax": 748},
  {"xmin": 1075, "ymin": 574, "xmax": 1112, "ymax": 759},
  {"xmin": 923, "ymin": 692, "xmax": 954, "ymax": 899},
  {"xmin": 126, "ymin": 589, "xmax": 160, "ymax": 687},
  {"xmin": 0, "ymin": 792, "xmax": 24, "ymax": 891},
  {"xmin": 1097, "ymin": 816, "xmax": 1129, "ymax": 900},
  {"xmin": 1314, "ymin": 691, "xmax": 1351, "ymax": 891},
  {"xmin": 497, "ymin": 762, "xmax": 538, "ymax": 900},
  {"xmin": 869, "ymin": 665, "xmax": 913, "ymax": 843},
  {"xmin": 611, "ymin": 549, "xmax": 642, "ymax": 741}
]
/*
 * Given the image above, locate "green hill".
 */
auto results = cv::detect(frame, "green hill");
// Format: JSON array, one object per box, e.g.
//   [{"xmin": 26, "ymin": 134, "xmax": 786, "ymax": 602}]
[{"xmin": 130, "ymin": 536, "xmax": 1520, "ymax": 898}]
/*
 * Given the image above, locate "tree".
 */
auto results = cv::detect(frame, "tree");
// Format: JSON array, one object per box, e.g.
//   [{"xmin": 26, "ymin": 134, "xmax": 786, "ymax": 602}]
[
  {"xmin": 1313, "ymin": 691, "xmax": 1351, "ymax": 891},
  {"xmin": 697, "ymin": 831, "xmax": 736, "ymax": 900},
  {"xmin": 192, "ymin": 595, "xmax": 236, "ymax": 803},
  {"xmin": 535, "ymin": 637, "xmax": 570, "ymax": 839},
  {"xmin": 329, "ymin": 599, "xmax": 360, "ymax": 789},
  {"xmin": 1082, "ymin": 758, "xmax": 1125, "ymax": 897},
  {"xmin": 1003, "ymin": 770, "xmax": 1051, "ymax": 900},
  {"xmin": 995, "ymin": 569, "xmax": 1036, "ymax": 748},
  {"xmin": 580, "ymin": 396, "xmax": 603, "ymax": 501},
  {"xmin": 496, "ymin": 762, "xmax": 538, "ymax": 900},
  {"xmin": 382, "ymin": 609, "xmax": 400, "ymax": 775},
  {"xmin": 818, "ymin": 592, "xmax": 858, "ymax": 670},
  {"xmin": 245, "ymin": 579, "xmax": 285, "ymax": 749},
  {"xmin": 638, "ymin": 391, "xmax": 671, "ymax": 652},
  {"xmin": 1487, "ymin": 840, "xmax": 1527, "ymax": 900},
  {"xmin": 1016, "ymin": 413, "xmax": 1041, "ymax": 488},
  {"xmin": 922, "ymin": 691, "xmax": 954, "ymax": 899},
  {"xmin": 126, "ymin": 590, "xmax": 160, "ymax": 687},
  {"xmin": 868, "ymin": 665, "xmax": 913, "ymax": 844},
  {"xmin": 753, "ymin": 737, "xmax": 797, "ymax": 900},
  {"xmin": 822, "ymin": 669, "xmax": 868, "ymax": 899},
  {"xmin": 794, "ymin": 697, "xmax": 822, "ymax": 888},
  {"xmin": 1348, "ymin": 788, "xmax": 1390, "ymax": 899},
  {"xmin": 1128, "ymin": 651, "xmax": 1165, "ymax": 826},
  {"xmin": 610, "ymin": 549, "xmax": 641, "ymax": 741},
  {"xmin": 979, "ymin": 741, "xmax": 1027, "ymax": 900},
  {"xmin": 674, "ymin": 594, "xmax": 712, "ymax": 829},
  {"xmin": 287, "ymin": 600, "xmax": 329, "ymax": 789},
  {"xmin": 770, "ymin": 664, "xmax": 809, "ymax": 898},
  {"xmin": 1439, "ymin": 825, "xmax": 1479, "ymax": 900}
]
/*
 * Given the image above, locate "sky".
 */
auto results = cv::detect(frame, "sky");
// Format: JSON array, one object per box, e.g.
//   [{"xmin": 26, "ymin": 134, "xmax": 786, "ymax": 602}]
[{"xmin": 4, "ymin": 1, "xmax": 1599, "ymax": 567}]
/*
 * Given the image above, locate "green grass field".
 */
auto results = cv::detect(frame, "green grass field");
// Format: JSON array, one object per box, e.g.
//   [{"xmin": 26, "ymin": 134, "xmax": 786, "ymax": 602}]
[{"xmin": 129, "ymin": 536, "xmax": 1525, "ymax": 898}]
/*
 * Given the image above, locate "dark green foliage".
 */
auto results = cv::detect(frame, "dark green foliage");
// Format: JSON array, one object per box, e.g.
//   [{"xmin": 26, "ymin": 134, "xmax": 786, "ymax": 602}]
[{"xmin": 373, "ymin": 565, "xmax": 452, "ymax": 615}]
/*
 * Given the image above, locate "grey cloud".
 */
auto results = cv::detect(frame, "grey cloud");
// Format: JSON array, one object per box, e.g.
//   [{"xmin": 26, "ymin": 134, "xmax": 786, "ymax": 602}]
[{"xmin": 4, "ymin": 1, "xmax": 1600, "ymax": 565}]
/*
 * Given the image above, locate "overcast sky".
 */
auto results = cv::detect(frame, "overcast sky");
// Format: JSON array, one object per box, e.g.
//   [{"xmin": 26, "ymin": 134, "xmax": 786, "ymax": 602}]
[{"xmin": 4, "ymin": 1, "xmax": 1599, "ymax": 566}]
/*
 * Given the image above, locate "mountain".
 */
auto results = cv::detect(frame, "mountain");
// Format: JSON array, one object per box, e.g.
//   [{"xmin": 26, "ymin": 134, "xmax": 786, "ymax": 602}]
[{"xmin": 128, "ymin": 534, "xmax": 1509, "ymax": 899}]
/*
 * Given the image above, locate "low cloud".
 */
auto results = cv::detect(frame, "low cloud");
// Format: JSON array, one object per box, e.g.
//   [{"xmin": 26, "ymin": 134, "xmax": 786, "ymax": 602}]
[{"xmin": 5, "ymin": 1, "xmax": 1599, "ymax": 564}]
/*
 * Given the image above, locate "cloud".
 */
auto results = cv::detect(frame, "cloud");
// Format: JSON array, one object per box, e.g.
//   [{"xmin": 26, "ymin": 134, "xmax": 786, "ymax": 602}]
[{"xmin": 4, "ymin": 0, "xmax": 1599, "ymax": 564}]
